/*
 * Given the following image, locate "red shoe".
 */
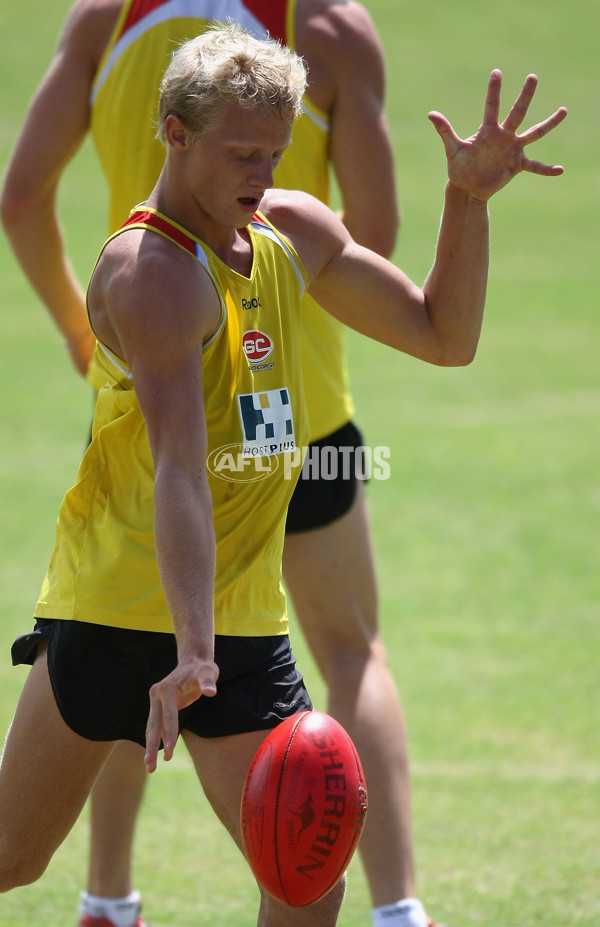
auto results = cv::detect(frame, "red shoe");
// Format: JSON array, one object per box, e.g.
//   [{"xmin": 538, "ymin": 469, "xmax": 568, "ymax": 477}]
[
  {"xmin": 78, "ymin": 915, "xmax": 148, "ymax": 927},
  {"xmin": 427, "ymin": 919, "xmax": 449, "ymax": 927}
]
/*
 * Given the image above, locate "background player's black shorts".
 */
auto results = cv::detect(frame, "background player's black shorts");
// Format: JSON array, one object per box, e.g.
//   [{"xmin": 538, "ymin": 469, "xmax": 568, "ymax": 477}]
[
  {"xmin": 11, "ymin": 619, "xmax": 312, "ymax": 746},
  {"xmin": 285, "ymin": 420, "xmax": 366, "ymax": 534}
]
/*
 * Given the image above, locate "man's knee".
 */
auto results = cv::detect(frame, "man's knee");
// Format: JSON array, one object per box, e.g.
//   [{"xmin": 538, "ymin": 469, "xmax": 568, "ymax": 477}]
[
  {"xmin": 258, "ymin": 872, "xmax": 346, "ymax": 926},
  {"xmin": 0, "ymin": 843, "xmax": 49, "ymax": 893}
]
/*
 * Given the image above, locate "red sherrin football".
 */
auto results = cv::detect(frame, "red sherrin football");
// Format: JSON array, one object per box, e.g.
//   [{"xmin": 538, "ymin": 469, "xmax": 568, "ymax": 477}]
[{"xmin": 241, "ymin": 710, "xmax": 368, "ymax": 907}]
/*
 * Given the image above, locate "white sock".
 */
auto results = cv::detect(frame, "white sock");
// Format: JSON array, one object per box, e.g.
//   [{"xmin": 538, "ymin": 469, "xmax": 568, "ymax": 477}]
[
  {"xmin": 79, "ymin": 889, "xmax": 141, "ymax": 927},
  {"xmin": 371, "ymin": 898, "xmax": 429, "ymax": 927}
]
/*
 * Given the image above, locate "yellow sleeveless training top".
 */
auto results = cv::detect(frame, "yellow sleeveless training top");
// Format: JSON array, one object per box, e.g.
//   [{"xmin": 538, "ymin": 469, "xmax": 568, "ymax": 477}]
[
  {"xmin": 89, "ymin": 0, "xmax": 353, "ymax": 441},
  {"xmin": 36, "ymin": 208, "xmax": 309, "ymax": 635}
]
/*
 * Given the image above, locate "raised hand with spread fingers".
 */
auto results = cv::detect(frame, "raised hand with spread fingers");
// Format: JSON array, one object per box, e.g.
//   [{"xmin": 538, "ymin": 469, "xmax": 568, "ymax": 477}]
[{"xmin": 428, "ymin": 69, "xmax": 567, "ymax": 203}]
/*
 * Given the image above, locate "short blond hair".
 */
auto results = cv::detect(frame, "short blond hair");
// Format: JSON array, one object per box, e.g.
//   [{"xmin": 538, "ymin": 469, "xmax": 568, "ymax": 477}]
[{"xmin": 157, "ymin": 21, "xmax": 307, "ymax": 142}]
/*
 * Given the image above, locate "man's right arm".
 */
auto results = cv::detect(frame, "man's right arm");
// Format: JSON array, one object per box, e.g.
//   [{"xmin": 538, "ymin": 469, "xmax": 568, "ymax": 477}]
[
  {"xmin": 266, "ymin": 72, "xmax": 566, "ymax": 369},
  {"xmin": 88, "ymin": 231, "xmax": 222, "ymax": 769},
  {"xmin": 299, "ymin": 0, "xmax": 400, "ymax": 257},
  {"xmin": 0, "ymin": 1, "xmax": 118, "ymax": 376}
]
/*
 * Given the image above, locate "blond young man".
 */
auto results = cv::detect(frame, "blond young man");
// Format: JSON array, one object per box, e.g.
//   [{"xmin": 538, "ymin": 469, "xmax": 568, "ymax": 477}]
[{"xmin": 3, "ymin": 4, "xmax": 409, "ymax": 926}]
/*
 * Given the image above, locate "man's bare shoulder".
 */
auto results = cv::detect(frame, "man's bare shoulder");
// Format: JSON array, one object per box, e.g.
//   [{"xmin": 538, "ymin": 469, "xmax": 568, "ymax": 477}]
[
  {"xmin": 261, "ymin": 188, "xmax": 331, "ymax": 230},
  {"xmin": 67, "ymin": 0, "xmax": 123, "ymax": 25},
  {"xmin": 95, "ymin": 228, "xmax": 217, "ymax": 307},
  {"xmin": 297, "ymin": 0, "xmax": 383, "ymax": 64},
  {"xmin": 261, "ymin": 189, "xmax": 350, "ymax": 282},
  {"xmin": 89, "ymin": 228, "xmax": 221, "ymax": 360},
  {"xmin": 295, "ymin": 0, "xmax": 386, "ymax": 110},
  {"xmin": 59, "ymin": 0, "xmax": 122, "ymax": 69}
]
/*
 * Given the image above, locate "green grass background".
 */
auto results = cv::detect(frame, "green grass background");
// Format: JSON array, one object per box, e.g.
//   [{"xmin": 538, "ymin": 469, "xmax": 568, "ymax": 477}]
[{"xmin": 0, "ymin": 1, "xmax": 598, "ymax": 924}]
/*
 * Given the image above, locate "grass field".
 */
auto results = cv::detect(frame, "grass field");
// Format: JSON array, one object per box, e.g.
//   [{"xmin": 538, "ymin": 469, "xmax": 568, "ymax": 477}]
[{"xmin": 0, "ymin": 1, "xmax": 598, "ymax": 925}]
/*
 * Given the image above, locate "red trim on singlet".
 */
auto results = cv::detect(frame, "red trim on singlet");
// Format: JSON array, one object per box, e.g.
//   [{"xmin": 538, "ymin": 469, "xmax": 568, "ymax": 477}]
[
  {"xmin": 241, "ymin": 0, "xmax": 288, "ymax": 43},
  {"xmin": 119, "ymin": 0, "xmax": 170, "ymax": 37},
  {"xmin": 119, "ymin": 0, "xmax": 288, "ymax": 44},
  {"xmin": 250, "ymin": 211, "xmax": 271, "ymax": 230},
  {"xmin": 122, "ymin": 209, "xmax": 197, "ymax": 255}
]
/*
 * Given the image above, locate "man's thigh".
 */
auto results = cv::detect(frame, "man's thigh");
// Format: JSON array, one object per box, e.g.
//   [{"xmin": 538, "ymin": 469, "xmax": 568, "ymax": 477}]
[
  {"xmin": 182, "ymin": 727, "xmax": 267, "ymax": 850},
  {"xmin": 0, "ymin": 645, "xmax": 112, "ymax": 880},
  {"xmin": 283, "ymin": 483, "xmax": 378, "ymax": 653}
]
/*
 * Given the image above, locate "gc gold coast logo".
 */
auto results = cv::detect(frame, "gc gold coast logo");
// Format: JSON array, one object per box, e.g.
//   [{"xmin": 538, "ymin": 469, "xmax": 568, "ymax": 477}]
[
  {"xmin": 206, "ymin": 443, "xmax": 279, "ymax": 483},
  {"xmin": 242, "ymin": 330, "xmax": 273, "ymax": 363}
]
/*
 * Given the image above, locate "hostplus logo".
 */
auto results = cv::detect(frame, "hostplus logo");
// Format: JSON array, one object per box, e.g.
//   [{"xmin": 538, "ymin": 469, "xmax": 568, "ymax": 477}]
[
  {"xmin": 238, "ymin": 387, "xmax": 296, "ymax": 453},
  {"xmin": 206, "ymin": 388, "xmax": 298, "ymax": 483}
]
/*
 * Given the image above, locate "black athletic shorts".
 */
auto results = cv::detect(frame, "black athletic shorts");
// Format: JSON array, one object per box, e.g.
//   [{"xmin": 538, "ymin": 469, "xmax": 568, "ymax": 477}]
[
  {"xmin": 285, "ymin": 421, "xmax": 366, "ymax": 534},
  {"xmin": 11, "ymin": 619, "xmax": 312, "ymax": 747}
]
